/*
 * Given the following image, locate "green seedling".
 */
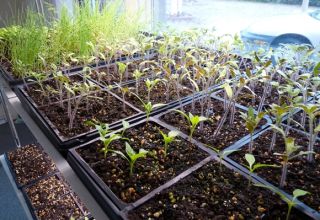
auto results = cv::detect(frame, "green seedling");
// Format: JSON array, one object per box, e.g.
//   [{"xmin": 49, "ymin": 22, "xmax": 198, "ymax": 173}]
[
  {"xmin": 121, "ymin": 120, "xmax": 130, "ymax": 136},
  {"xmin": 145, "ymin": 78, "xmax": 162, "ymax": 102},
  {"xmin": 255, "ymin": 184, "xmax": 309, "ymax": 220},
  {"xmin": 114, "ymin": 142, "xmax": 148, "ymax": 176},
  {"xmin": 271, "ymin": 125, "xmax": 314, "ymax": 187},
  {"xmin": 132, "ymin": 69, "xmax": 144, "ymax": 95},
  {"xmin": 133, "ymin": 93, "xmax": 166, "ymax": 122},
  {"xmin": 209, "ymin": 146, "xmax": 238, "ymax": 171},
  {"xmin": 295, "ymin": 103, "xmax": 320, "ymax": 162},
  {"xmin": 116, "ymin": 62, "xmax": 127, "ymax": 89},
  {"xmin": 240, "ymin": 107, "xmax": 266, "ymax": 153},
  {"xmin": 268, "ymin": 104, "xmax": 292, "ymax": 152},
  {"xmin": 159, "ymin": 129, "xmax": 180, "ymax": 157},
  {"xmin": 244, "ymin": 153, "xmax": 279, "ymax": 186},
  {"xmin": 175, "ymin": 110, "xmax": 209, "ymax": 140},
  {"xmin": 85, "ymin": 120, "xmax": 127, "ymax": 158}
]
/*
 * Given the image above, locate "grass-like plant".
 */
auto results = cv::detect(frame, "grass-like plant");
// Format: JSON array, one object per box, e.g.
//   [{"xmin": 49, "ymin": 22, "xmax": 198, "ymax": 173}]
[
  {"xmin": 175, "ymin": 110, "xmax": 209, "ymax": 140},
  {"xmin": 159, "ymin": 129, "xmax": 180, "ymax": 158}
]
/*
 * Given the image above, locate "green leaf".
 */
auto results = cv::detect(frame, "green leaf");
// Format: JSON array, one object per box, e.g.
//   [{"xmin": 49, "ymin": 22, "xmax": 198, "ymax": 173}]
[
  {"xmin": 313, "ymin": 62, "xmax": 320, "ymax": 76},
  {"xmin": 253, "ymin": 163, "xmax": 279, "ymax": 172},
  {"xmin": 125, "ymin": 142, "xmax": 136, "ymax": 158},
  {"xmin": 122, "ymin": 120, "xmax": 130, "ymax": 130},
  {"xmin": 223, "ymin": 83, "xmax": 233, "ymax": 98},
  {"xmin": 245, "ymin": 153, "xmax": 255, "ymax": 170},
  {"xmin": 168, "ymin": 130, "xmax": 180, "ymax": 138},
  {"xmin": 314, "ymin": 124, "xmax": 320, "ymax": 133},
  {"xmin": 292, "ymin": 189, "xmax": 309, "ymax": 200},
  {"xmin": 152, "ymin": 103, "xmax": 166, "ymax": 109}
]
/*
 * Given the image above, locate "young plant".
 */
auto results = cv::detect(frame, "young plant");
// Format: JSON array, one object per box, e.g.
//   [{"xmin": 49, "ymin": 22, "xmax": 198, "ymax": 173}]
[
  {"xmin": 116, "ymin": 62, "xmax": 127, "ymax": 90},
  {"xmin": 133, "ymin": 93, "xmax": 166, "ymax": 122},
  {"xmin": 121, "ymin": 120, "xmax": 130, "ymax": 136},
  {"xmin": 209, "ymin": 146, "xmax": 238, "ymax": 171},
  {"xmin": 271, "ymin": 125, "xmax": 314, "ymax": 187},
  {"xmin": 159, "ymin": 130, "xmax": 180, "ymax": 158},
  {"xmin": 28, "ymin": 71, "xmax": 48, "ymax": 101},
  {"xmin": 64, "ymin": 82, "xmax": 101, "ymax": 129},
  {"xmin": 296, "ymin": 103, "xmax": 319, "ymax": 162},
  {"xmin": 244, "ymin": 153, "xmax": 278, "ymax": 186},
  {"xmin": 116, "ymin": 84, "xmax": 130, "ymax": 111},
  {"xmin": 132, "ymin": 69, "xmax": 144, "ymax": 95},
  {"xmin": 268, "ymin": 104, "xmax": 292, "ymax": 152},
  {"xmin": 255, "ymin": 184, "xmax": 309, "ymax": 220},
  {"xmin": 240, "ymin": 107, "xmax": 266, "ymax": 153},
  {"xmin": 174, "ymin": 110, "xmax": 209, "ymax": 140},
  {"xmin": 145, "ymin": 78, "xmax": 162, "ymax": 103},
  {"xmin": 114, "ymin": 142, "xmax": 148, "ymax": 176},
  {"xmin": 85, "ymin": 120, "xmax": 127, "ymax": 158}
]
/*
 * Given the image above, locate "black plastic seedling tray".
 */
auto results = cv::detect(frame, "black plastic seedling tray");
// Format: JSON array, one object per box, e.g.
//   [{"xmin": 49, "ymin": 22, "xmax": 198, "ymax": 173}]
[
  {"xmin": 68, "ymin": 118, "xmax": 314, "ymax": 220},
  {"xmin": 224, "ymin": 125, "xmax": 320, "ymax": 220},
  {"xmin": 4, "ymin": 144, "xmax": 58, "ymax": 189},
  {"xmin": 21, "ymin": 174, "xmax": 91, "ymax": 220},
  {"xmin": 15, "ymin": 77, "xmax": 144, "ymax": 152},
  {"xmin": 0, "ymin": 49, "xmax": 158, "ymax": 87},
  {"xmin": 67, "ymin": 117, "xmax": 217, "ymax": 219}
]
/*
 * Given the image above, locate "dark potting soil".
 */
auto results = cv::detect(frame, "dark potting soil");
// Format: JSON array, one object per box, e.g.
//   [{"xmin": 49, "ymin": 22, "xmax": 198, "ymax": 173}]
[
  {"xmin": 39, "ymin": 91, "xmax": 137, "ymax": 138},
  {"xmin": 0, "ymin": 58, "xmax": 16, "ymax": 78},
  {"xmin": 161, "ymin": 97, "xmax": 267, "ymax": 150},
  {"xmin": 35, "ymin": 193, "xmax": 86, "ymax": 220},
  {"xmin": 229, "ymin": 129, "xmax": 320, "ymax": 212},
  {"xmin": 25, "ymin": 175, "xmax": 70, "ymax": 210},
  {"xmin": 7, "ymin": 144, "xmax": 58, "ymax": 186},
  {"xmin": 113, "ymin": 79, "xmax": 192, "ymax": 111},
  {"xmin": 76, "ymin": 122, "xmax": 207, "ymax": 203},
  {"xmin": 25, "ymin": 74, "xmax": 88, "ymax": 106},
  {"xmin": 128, "ymin": 161, "xmax": 308, "ymax": 220}
]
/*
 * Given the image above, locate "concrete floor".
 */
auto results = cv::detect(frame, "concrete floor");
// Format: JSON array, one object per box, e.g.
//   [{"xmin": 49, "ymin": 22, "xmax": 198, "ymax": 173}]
[
  {"xmin": 0, "ymin": 120, "xmax": 36, "ymax": 155},
  {"xmin": 162, "ymin": 0, "xmax": 319, "ymax": 34}
]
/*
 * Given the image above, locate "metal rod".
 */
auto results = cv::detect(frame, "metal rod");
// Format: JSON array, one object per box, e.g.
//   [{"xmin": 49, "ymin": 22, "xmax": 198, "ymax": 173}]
[{"xmin": 0, "ymin": 86, "xmax": 21, "ymax": 148}]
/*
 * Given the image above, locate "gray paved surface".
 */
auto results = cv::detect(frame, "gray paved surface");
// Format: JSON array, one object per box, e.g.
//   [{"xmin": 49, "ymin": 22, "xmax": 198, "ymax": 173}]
[{"xmin": 161, "ymin": 0, "xmax": 319, "ymax": 34}]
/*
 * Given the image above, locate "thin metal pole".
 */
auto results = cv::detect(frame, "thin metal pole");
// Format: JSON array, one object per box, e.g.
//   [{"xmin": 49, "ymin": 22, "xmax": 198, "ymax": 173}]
[{"xmin": 0, "ymin": 86, "xmax": 21, "ymax": 148}]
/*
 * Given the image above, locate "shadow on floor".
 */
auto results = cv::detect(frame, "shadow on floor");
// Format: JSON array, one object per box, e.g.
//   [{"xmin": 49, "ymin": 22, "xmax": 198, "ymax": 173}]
[{"xmin": 0, "ymin": 118, "xmax": 36, "ymax": 154}]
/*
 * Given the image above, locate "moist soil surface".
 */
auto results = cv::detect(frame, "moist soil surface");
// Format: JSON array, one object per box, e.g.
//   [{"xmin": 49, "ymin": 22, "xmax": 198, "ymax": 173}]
[
  {"xmin": 113, "ymin": 79, "xmax": 192, "ymax": 111},
  {"xmin": 7, "ymin": 144, "xmax": 57, "ymax": 186},
  {"xmin": 160, "ymin": 97, "xmax": 267, "ymax": 149},
  {"xmin": 76, "ymin": 122, "xmax": 207, "ymax": 203},
  {"xmin": 128, "ymin": 160, "xmax": 310, "ymax": 220},
  {"xmin": 229, "ymin": 128, "xmax": 320, "ymax": 212},
  {"xmin": 25, "ymin": 175, "xmax": 70, "ymax": 210},
  {"xmin": 35, "ymin": 193, "xmax": 86, "ymax": 220},
  {"xmin": 39, "ymin": 91, "xmax": 137, "ymax": 138}
]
